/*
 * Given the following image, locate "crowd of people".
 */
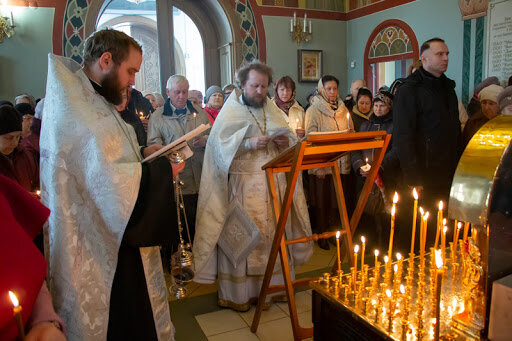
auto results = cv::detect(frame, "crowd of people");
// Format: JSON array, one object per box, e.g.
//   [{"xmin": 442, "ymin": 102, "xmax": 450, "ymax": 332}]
[{"xmin": 1, "ymin": 28, "xmax": 512, "ymax": 340}]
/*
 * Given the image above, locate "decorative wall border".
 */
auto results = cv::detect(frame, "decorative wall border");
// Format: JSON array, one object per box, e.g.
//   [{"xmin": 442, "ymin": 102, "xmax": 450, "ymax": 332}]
[{"xmin": 62, "ymin": 0, "xmax": 91, "ymax": 64}]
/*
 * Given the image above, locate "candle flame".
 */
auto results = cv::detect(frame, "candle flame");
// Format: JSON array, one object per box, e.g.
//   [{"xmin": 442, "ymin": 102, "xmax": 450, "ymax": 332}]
[
  {"xmin": 8, "ymin": 291, "xmax": 19, "ymax": 308},
  {"xmin": 424, "ymin": 211, "xmax": 429, "ymax": 220},
  {"xmin": 443, "ymin": 226, "xmax": 447, "ymax": 234},
  {"xmin": 336, "ymin": 230, "xmax": 340, "ymax": 239},
  {"xmin": 372, "ymin": 299, "xmax": 377, "ymax": 305},
  {"xmin": 400, "ymin": 284, "xmax": 405, "ymax": 294},
  {"xmin": 439, "ymin": 201, "xmax": 443, "ymax": 211},
  {"xmin": 386, "ymin": 289, "xmax": 392, "ymax": 298},
  {"xmin": 374, "ymin": 249, "xmax": 379, "ymax": 257},
  {"xmin": 384, "ymin": 255, "xmax": 389, "ymax": 263},
  {"xmin": 412, "ymin": 187, "xmax": 418, "ymax": 200},
  {"xmin": 354, "ymin": 244, "xmax": 359, "ymax": 253},
  {"xmin": 419, "ymin": 206, "xmax": 424, "ymax": 216},
  {"xmin": 296, "ymin": 118, "xmax": 299, "ymax": 122},
  {"xmin": 394, "ymin": 264, "xmax": 398, "ymax": 273},
  {"xmin": 361, "ymin": 236, "xmax": 366, "ymax": 243},
  {"xmin": 443, "ymin": 218, "xmax": 447, "ymax": 226},
  {"xmin": 365, "ymin": 157, "xmax": 368, "ymax": 164},
  {"xmin": 396, "ymin": 252, "xmax": 402, "ymax": 261},
  {"xmin": 457, "ymin": 222, "xmax": 462, "ymax": 230},
  {"xmin": 435, "ymin": 249, "xmax": 443, "ymax": 269},
  {"xmin": 36, "ymin": 190, "xmax": 41, "ymax": 196},
  {"xmin": 193, "ymin": 112, "xmax": 197, "ymax": 117},
  {"xmin": 391, "ymin": 205, "xmax": 396, "ymax": 217},
  {"xmin": 393, "ymin": 191, "xmax": 399, "ymax": 204}
]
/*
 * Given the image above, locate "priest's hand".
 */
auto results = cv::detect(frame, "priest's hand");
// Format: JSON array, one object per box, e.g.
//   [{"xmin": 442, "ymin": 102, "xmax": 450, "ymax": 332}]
[
  {"xmin": 191, "ymin": 135, "xmax": 207, "ymax": 148},
  {"xmin": 26, "ymin": 322, "xmax": 66, "ymax": 341},
  {"xmin": 171, "ymin": 161, "xmax": 186, "ymax": 178},
  {"xmin": 140, "ymin": 118, "xmax": 149, "ymax": 132},
  {"xmin": 143, "ymin": 144, "xmax": 164, "ymax": 158},
  {"xmin": 273, "ymin": 134, "xmax": 289, "ymax": 147},
  {"xmin": 248, "ymin": 136, "xmax": 270, "ymax": 150}
]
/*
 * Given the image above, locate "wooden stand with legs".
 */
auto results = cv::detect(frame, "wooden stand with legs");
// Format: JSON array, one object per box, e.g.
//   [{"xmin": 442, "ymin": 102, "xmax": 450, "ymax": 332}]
[{"xmin": 250, "ymin": 131, "xmax": 391, "ymax": 340}]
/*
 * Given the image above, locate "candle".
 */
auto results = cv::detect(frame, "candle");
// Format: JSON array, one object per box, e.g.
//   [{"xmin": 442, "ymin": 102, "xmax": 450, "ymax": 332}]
[
  {"xmin": 354, "ymin": 244, "xmax": 359, "ymax": 292},
  {"xmin": 293, "ymin": 12, "xmax": 296, "ymax": 25},
  {"xmin": 434, "ymin": 250, "xmax": 443, "ymax": 341},
  {"xmin": 347, "ymin": 113, "xmax": 350, "ymax": 130},
  {"xmin": 361, "ymin": 236, "xmax": 366, "ymax": 274},
  {"xmin": 453, "ymin": 221, "xmax": 462, "ymax": 258},
  {"xmin": 386, "ymin": 289, "xmax": 393, "ymax": 332},
  {"xmin": 434, "ymin": 201, "xmax": 443, "ymax": 249},
  {"xmin": 303, "ymin": 13, "xmax": 307, "ymax": 32},
  {"xmin": 8, "ymin": 291, "xmax": 25, "ymax": 341},
  {"xmin": 309, "ymin": 19, "xmax": 312, "ymax": 33},
  {"xmin": 10, "ymin": 10, "xmax": 14, "ymax": 27},
  {"xmin": 374, "ymin": 249, "xmax": 379, "ymax": 266},
  {"xmin": 418, "ymin": 207, "xmax": 425, "ymax": 260},
  {"xmin": 441, "ymin": 225, "xmax": 447, "ymax": 263},
  {"xmin": 410, "ymin": 188, "xmax": 419, "ymax": 254},
  {"xmin": 336, "ymin": 231, "xmax": 341, "ymax": 274},
  {"xmin": 295, "ymin": 117, "xmax": 301, "ymax": 129},
  {"xmin": 388, "ymin": 192, "xmax": 399, "ymax": 262},
  {"xmin": 193, "ymin": 112, "xmax": 197, "ymax": 128},
  {"xmin": 290, "ymin": 18, "xmax": 293, "ymax": 32},
  {"xmin": 421, "ymin": 212, "xmax": 429, "ymax": 255}
]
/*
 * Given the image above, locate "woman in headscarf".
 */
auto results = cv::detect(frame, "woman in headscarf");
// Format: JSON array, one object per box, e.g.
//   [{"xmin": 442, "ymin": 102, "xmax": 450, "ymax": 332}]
[
  {"xmin": 350, "ymin": 87, "xmax": 373, "ymax": 132},
  {"xmin": 273, "ymin": 76, "xmax": 305, "ymax": 138},
  {"xmin": 203, "ymin": 85, "xmax": 224, "ymax": 125},
  {"xmin": 305, "ymin": 75, "xmax": 354, "ymax": 249}
]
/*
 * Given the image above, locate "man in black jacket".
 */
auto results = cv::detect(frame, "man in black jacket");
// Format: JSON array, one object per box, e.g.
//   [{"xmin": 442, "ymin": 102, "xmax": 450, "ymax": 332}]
[{"xmin": 393, "ymin": 38, "xmax": 462, "ymax": 210}]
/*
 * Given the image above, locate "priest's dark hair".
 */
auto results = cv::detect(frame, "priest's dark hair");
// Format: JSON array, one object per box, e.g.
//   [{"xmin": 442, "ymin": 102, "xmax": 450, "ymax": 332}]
[
  {"xmin": 236, "ymin": 60, "xmax": 273, "ymax": 87},
  {"xmin": 83, "ymin": 28, "xmax": 143, "ymax": 67},
  {"xmin": 420, "ymin": 37, "xmax": 445, "ymax": 56}
]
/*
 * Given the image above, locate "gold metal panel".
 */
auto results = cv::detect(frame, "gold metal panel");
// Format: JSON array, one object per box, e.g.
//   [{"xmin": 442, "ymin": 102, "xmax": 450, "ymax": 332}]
[{"xmin": 449, "ymin": 115, "xmax": 512, "ymax": 225}]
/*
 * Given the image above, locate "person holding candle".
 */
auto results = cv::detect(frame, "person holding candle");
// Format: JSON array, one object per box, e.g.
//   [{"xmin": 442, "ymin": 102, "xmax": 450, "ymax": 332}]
[
  {"xmin": 272, "ymin": 76, "xmax": 305, "ymax": 139},
  {"xmin": 114, "ymin": 87, "xmax": 148, "ymax": 147},
  {"xmin": 204, "ymin": 85, "xmax": 225, "ymax": 125},
  {"xmin": 305, "ymin": 75, "xmax": 354, "ymax": 249},
  {"xmin": 148, "ymin": 74, "xmax": 210, "ymax": 249},
  {"xmin": 349, "ymin": 87, "xmax": 373, "ymax": 132},
  {"xmin": 0, "ymin": 175, "xmax": 66, "ymax": 340}
]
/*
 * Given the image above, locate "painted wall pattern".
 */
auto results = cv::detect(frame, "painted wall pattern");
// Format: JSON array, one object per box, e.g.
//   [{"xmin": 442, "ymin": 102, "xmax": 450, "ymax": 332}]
[
  {"xmin": 232, "ymin": 0, "xmax": 260, "ymax": 61},
  {"xmin": 368, "ymin": 26, "xmax": 413, "ymax": 58}
]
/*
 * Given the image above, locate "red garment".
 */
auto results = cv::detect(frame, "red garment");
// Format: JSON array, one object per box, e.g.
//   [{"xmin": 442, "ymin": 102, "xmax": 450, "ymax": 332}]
[
  {"xmin": 20, "ymin": 134, "xmax": 40, "ymax": 161},
  {"xmin": 204, "ymin": 106, "xmax": 220, "ymax": 125},
  {"xmin": 0, "ymin": 146, "xmax": 39, "ymax": 192},
  {"xmin": 0, "ymin": 175, "xmax": 49, "ymax": 340}
]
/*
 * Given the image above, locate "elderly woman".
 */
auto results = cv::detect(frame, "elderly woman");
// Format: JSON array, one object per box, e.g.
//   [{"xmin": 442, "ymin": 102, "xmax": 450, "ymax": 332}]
[
  {"xmin": 142, "ymin": 90, "xmax": 157, "ymax": 110},
  {"xmin": 153, "ymin": 92, "xmax": 165, "ymax": 109},
  {"xmin": 204, "ymin": 85, "xmax": 224, "ymax": 125},
  {"xmin": 350, "ymin": 87, "xmax": 373, "ymax": 132},
  {"xmin": 351, "ymin": 91, "xmax": 399, "ymax": 246},
  {"xmin": 463, "ymin": 84, "xmax": 503, "ymax": 146},
  {"xmin": 0, "ymin": 105, "xmax": 39, "ymax": 192},
  {"xmin": 273, "ymin": 76, "xmax": 305, "ymax": 138},
  {"xmin": 305, "ymin": 75, "xmax": 353, "ymax": 249}
]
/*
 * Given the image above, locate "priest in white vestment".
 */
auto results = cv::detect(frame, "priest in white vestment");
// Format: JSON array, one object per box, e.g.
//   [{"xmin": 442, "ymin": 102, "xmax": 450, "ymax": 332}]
[
  {"xmin": 40, "ymin": 29, "xmax": 181, "ymax": 340},
  {"xmin": 193, "ymin": 61, "xmax": 313, "ymax": 311}
]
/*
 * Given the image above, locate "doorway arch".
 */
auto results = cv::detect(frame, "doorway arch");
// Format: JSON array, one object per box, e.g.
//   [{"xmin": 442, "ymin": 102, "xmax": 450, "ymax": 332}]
[{"xmin": 363, "ymin": 19, "xmax": 419, "ymax": 94}]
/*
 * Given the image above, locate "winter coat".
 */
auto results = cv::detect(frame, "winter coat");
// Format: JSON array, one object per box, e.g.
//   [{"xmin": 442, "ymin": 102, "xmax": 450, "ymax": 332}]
[{"xmin": 392, "ymin": 67, "xmax": 462, "ymax": 195}]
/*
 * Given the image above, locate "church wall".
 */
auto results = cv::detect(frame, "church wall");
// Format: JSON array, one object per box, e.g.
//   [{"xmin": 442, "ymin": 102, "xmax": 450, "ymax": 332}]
[
  {"xmin": 346, "ymin": 0, "xmax": 465, "ymax": 98},
  {"xmin": 262, "ymin": 16, "xmax": 347, "ymax": 106},
  {"xmin": 0, "ymin": 6, "xmax": 54, "ymax": 101}
]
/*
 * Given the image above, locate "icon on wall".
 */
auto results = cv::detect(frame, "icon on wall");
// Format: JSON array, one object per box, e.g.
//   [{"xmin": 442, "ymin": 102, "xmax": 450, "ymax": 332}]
[{"xmin": 298, "ymin": 49, "xmax": 322, "ymax": 83}]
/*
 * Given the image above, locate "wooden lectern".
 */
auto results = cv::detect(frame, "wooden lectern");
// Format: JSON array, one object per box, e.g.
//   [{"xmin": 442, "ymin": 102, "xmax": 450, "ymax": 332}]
[{"xmin": 250, "ymin": 131, "xmax": 391, "ymax": 340}]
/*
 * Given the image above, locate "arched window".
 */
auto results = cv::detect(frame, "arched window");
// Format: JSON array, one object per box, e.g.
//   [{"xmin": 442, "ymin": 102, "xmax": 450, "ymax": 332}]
[
  {"xmin": 364, "ymin": 19, "xmax": 419, "ymax": 94},
  {"xmin": 97, "ymin": 0, "xmax": 205, "ymax": 93}
]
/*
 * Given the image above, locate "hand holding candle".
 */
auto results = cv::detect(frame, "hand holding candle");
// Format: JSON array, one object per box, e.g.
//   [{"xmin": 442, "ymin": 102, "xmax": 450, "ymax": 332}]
[{"xmin": 9, "ymin": 291, "xmax": 25, "ymax": 341}]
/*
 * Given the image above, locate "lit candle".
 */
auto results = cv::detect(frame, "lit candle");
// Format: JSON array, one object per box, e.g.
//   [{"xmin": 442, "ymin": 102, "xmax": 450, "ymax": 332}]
[
  {"xmin": 354, "ymin": 244, "xmax": 359, "ymax": 292},
  {"xmin": 453, "ymin": 221, "xmax": 462, "ymax": 258},
  {"xmin": 388, "ymin": 192, "xmax": 399, "ymax": 262},
  {"xmin": 295, "ymin": 117, "xmax": 301, "ymax": 129},
  {"xmin": 346, "ymin": 113, "xmax": 350, "ymax": 130},
  {"xmin": 441, "ymin": 225, "xmax": 447, "ymax": 264},
  {"xmin": 374, "ymin": 249, "xmax": 379, "ymax": 266},
  {"xmin": 418, "ymin": 207, "xmax": 425, "ymax": 260},
  {"xmin": 193, "ymin": 112, "xmax": 197, "ymax": 128},
  {"xmin": 336, "ymin": 231, "xmax": 341, "ymax": 274},
  {"xmin": 434, "ymin": 201, "xmax": 443, "ymax": 249},
  {"xmin": 410, "ymin": 188, "xmax": 419, "ymax": 255},
  {"xmin": 8, "ymin": 291, "xmax": 25, "ymax": 341},
  {"xmin": 434, "ymin": 249, "xmax": 443, "ymax": 341},
  {"xmin": 139, "ymin": 111, "xmax": 144, "ymax": 119},
  {"xmin": 361, "ymin": 236, "xmax": 366, "ymax": 274},
  {"xmin": 386, "ymin": 289, "xmax": 393, "ymax": 332},
  {"xmin": 421, "ymin": 212, "xmax": 429, "ymax": 256}
]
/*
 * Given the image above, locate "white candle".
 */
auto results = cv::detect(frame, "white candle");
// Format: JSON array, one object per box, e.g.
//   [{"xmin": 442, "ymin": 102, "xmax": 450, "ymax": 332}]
[
  {"xmin": 303, "ymin": 14, "xmax": 307, "ymax": 32},
  {"xmin": 347, "ymin": 113, "xmax": 350, "ymax": 130},
  {"xmin": 309, "ymin": 20, "xmax": 312, "ymax": 33},
  {"xmin": 293, "ymin": 12, "xmax": 296, "ymax": 25},
  {"xmin": 290, "ymin": 18, "xmax": 293, "ymax": 32}
]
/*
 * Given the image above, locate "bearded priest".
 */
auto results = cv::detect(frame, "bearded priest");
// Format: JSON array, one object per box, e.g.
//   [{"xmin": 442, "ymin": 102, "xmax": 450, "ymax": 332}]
[
  {"xmin": 193, "ymin": 60, "xmax": 313, "ymax": 311},
  {"xmin": 40, "ymin": 29, "xmax": 183, "ymax": 340}
]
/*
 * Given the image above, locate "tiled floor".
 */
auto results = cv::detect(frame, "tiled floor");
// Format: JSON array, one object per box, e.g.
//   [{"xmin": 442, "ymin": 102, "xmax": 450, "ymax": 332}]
[{"xmin": 169, "ymin": 243, "xmax": 339, "ymax": 341}]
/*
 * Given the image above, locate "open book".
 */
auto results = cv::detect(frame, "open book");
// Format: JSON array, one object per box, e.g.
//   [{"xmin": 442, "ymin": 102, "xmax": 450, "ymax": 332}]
[{"xmin": 142, "ymin": 123, "xmax": 211, "ymax": 163}]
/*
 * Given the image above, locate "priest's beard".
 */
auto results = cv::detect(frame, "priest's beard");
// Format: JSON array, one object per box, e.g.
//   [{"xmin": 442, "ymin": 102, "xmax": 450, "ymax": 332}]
[
  {"xmin": 99, "ymin": 66, "xmax": 124, "ymax": 105},
  {"xmin": 244, "ymin": 92, "xmax": 266, "ymax": 108}
]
